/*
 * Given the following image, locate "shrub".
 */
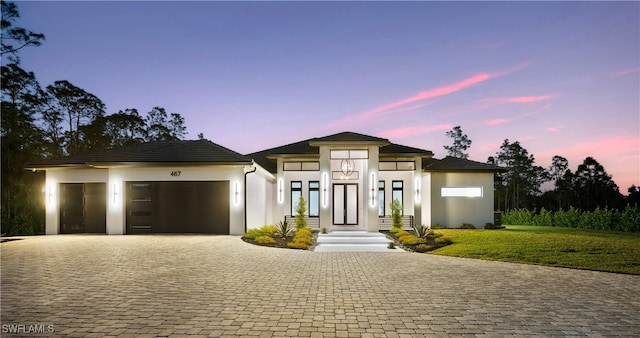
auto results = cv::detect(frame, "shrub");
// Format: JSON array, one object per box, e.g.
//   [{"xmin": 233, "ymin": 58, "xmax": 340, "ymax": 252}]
[
  {"xmin": 287, "ymin": 241, "xmax": 310, "ymax": 250},
  {"xmin": 554, "ymin": 207, "xmax": 581, "ymax": 228},
  {"xmin": 295, "ymin": 227, "xmax": 312, "ymax": 237},
  {"xmin": 389, "ymin": 227, "xmax": 404, "ymax": 235},
  {"xmin": 399, "ymin": 235, "xmax": 426, "ymax": 246},
  {"xmin": 484, "ymin": 222, "xmax": 499, "ymax": 229},
  {"xmin": 387, "ymin": 242, "xmax": 396, "ymax": 249},
  {"xmin": 503, "ymin": 209, "xmax": 535, "ymax": 225},
  {"xmin": 618, "ymin": 204, "xmax": 640, "ymax": 232},
  {"xmin": 533, "ymin": 208, "xmax": 553, "ymax": 227},
  {"xmin": 275, "ymin": 220, "xmax": 294, "ymax": 237},
  {"xmin": 431, "ymin": 224, "xmax": 447, "ymax": 229},
  {"xmin": 294, "ymin": 196, "xmax": 307, "ymax": 229},
  {"xmin": 435, "ymin": 236, "xmax": 453, "ymax": 245},
  {"xmin": 255, "ymin": 235, "xmax": 276, "ymax": 245},
  {"xmin": 413, "ymin": 224, "xmax": 431, "ymax": 239},
  {"xmin": 391, "ymin": 199, "xmax": 403, "ymax": 229},
  {"xmin": 244, "ymin": 225, "xmax": 277, "ymax": 240},
  {"xmin": 460, "ymin": 223, "xmax": 475, "ymax": 229},
  {"xmin": 321, "ymin": 227, "xmax": 327, "ymax": 234},
  {"xmin": 415, "ymin": 244, "xmax": 434, "ymax": 253}
]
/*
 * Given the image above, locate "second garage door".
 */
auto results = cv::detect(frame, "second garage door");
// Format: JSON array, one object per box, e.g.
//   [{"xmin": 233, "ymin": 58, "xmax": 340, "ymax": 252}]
[{"xmin": 126, "ymin": 181, "xmax": 230, "ymax": 234}]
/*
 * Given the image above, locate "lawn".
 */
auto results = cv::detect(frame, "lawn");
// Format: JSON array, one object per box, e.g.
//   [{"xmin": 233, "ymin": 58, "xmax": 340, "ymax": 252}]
[{"xmin": 430, "ymin": 225, "xmax": 640, "ymax": 275}]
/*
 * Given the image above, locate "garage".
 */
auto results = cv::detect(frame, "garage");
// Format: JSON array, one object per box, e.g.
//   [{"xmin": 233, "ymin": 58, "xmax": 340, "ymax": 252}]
[
  {"xmin": 60, "ymin": 183, "xmax": 107, "ymax": 234},
  {"xmin": 126, "ymin": 181, "xmax": 230, "ymax": 234}
]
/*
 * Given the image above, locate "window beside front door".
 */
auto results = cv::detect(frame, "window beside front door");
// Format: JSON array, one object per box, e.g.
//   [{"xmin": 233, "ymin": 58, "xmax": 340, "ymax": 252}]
[
  {"xmin": 378, "ymin": 181, "xmax": 385, "ymax": 217},
  {"xmin": 291, "ymin": 181, "xmax": 302, "ymax": 216},
  {"xmin": 392, "ymin": 180, "xmax": 403, "ymax": 215},
  {"xmin": 309, "ymin": 181, "xmax": 319, "ymax": 217}
]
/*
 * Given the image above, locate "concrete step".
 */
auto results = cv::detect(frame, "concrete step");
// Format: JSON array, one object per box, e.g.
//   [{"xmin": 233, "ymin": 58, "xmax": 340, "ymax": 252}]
[{"xmin": 314, "ymin": 231, "xmax": 404, "ymax": 252}]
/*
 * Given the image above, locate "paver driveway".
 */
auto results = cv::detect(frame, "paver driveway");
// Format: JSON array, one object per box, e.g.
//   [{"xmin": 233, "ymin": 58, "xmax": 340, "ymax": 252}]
[{"xmin": 1, "ymin": 235, "xmax": 639, "ymax": 337}]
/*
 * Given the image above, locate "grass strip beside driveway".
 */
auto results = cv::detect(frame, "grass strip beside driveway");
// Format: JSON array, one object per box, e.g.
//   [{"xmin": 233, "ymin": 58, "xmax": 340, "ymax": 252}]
[{"xmin": 430, "ymin": 225, "xmax": 640, "ymax": 275}]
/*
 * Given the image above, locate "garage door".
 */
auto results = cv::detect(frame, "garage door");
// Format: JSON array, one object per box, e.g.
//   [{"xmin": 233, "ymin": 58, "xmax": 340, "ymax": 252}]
[
  {"xmin": 126, "ymin": 181, "xmax": 229, "ymax": 234},
  {"xmin": 60, "ymin": 183, "xmax": 107, "ymax": 234}
]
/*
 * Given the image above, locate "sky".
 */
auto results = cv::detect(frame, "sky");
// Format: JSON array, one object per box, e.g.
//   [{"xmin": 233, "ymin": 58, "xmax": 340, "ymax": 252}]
[{"xmin": 14, "ymin": 1, "xmax": 640, "ymax": 193}]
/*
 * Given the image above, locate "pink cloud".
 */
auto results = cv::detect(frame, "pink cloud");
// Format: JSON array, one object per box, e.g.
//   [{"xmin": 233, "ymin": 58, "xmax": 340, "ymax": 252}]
[
  {"xmin": 483, "ymin": 118, "xmax": 510, "ymax": 126},
  {"xmin": 610, "ymin": 67, "xmax": 640, "ymax": 77},
  {"xmin": 507, "ymin": 95, "xmax": 555, "ymax": 103},
  {"xmin": 378, "ymin": 124, "xmax": 453, "ymax": 139},
  {"xmin": 328, "ymin": 61, "xmax": 530, "ymax": 130}
]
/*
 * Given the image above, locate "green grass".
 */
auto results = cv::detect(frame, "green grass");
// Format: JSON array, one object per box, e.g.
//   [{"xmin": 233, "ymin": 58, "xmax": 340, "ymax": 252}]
[{"xmin": 430, "ymin": 225, "xmax": 640, "ymax": 275}]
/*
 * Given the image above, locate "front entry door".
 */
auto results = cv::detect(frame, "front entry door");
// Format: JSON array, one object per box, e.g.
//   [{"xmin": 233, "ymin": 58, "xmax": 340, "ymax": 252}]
[{"xmin": 333, "ymin": 184, "xmax": 358, "ymax": 225}]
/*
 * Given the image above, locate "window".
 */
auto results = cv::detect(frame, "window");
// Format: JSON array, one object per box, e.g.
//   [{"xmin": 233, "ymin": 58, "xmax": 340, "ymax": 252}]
[
  {"xmin": 392, "ymin": 180, "xmax": 403, "ymax": 215},
  {"xmin": 309, "ymin": 181, "xmax": 319, "ymax": 217},
  {"xmin": 379, "ymin": 161, "xmax": 415, "ymax": 171},
  {"xmin": 291, "ymin": 181, "xmax": 302, "ymax": 216},
  {"xmin": 283, "ymin": 162, "xmax": 320, "ymax": 171},
  {"xmin": 378, "ymin": 181, "xmax": 385, "ymax": 217},
  {"xmin": 330, "ymin": 149, "xmax": 368, "ymax": 159}
]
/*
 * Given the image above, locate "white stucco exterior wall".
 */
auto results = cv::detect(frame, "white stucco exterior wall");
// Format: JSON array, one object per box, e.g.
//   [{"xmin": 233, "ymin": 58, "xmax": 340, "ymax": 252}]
[{"xmin": 429, "ymin": 172, "xmax": 495, "ymax": 228}]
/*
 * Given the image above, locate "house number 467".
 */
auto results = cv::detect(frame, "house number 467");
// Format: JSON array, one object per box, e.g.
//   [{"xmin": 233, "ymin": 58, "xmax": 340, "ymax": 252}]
[{"xmin": 170, "ymin": 171, "xmax": 181, "ymax": 177}]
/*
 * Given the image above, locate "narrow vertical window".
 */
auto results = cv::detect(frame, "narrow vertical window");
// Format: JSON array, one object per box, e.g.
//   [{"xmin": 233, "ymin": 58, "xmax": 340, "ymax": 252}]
[
  {"xmin": 378, "ymin": 181, "xmax": 385, "ymax": 217},
  {"xmin": 291, "ymin": 181, "xmax": 302, "ymax": 216},
  {"xmin": 309, "ymin": 181, "xmax": 319, "ymax": 217},
  {"xmin": 392, "ymin": 180, "xmax": 403, "ymax": 215}
]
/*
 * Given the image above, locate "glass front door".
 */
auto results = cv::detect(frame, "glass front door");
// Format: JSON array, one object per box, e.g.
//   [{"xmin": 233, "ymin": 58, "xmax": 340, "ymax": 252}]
[{"xmin": 333, "ymin": 183, "xmax": 358, "ymax": 225}]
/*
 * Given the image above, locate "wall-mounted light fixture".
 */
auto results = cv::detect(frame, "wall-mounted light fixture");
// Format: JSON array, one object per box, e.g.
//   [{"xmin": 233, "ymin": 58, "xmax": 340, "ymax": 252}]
[
  {"xmin": 112, "ymin": 183, "xmax": 119, "ymax": 205},
  {"xmin": 277, "ymin": 178, "xmax": 284, "ymax": 204},
  {"xmin": 369, "ymin": 172, "xmax": 377, "ymax": 208},
  {"xmin": 321, "ymin": 172, "xmax": 329, "ymax": 208},
  {"xmin": 234, "ymin": 181, "xmax": 240, "ymax": 206},
  {"xmin": 414, "ymin": 177, "xmax": 421, "ymax": 203},
  {"xmin": 46, "ymin": 184, "xmax": 55, "ymax": 206}
]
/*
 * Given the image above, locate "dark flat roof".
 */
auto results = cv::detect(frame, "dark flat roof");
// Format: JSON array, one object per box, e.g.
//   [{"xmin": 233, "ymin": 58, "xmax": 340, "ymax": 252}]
[
  {"xmin": 423, "ymin": 157, "xmax": 504, "ymax": 172},
  {"xmin": 26, "ymin": 140, "xmax": 252, "ymax": 168}
]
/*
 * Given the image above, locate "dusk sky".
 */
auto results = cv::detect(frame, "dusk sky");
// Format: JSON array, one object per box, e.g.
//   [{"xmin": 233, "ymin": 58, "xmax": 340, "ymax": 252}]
[{"xmin": 15, "ymin": 1, "xmax": 640, "ymax": 193}]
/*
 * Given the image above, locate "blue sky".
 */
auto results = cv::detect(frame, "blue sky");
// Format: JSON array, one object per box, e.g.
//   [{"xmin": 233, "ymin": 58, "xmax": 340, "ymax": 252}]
[{"xmin": 15, "ymin": 1, "xmax": 640, "ymax": 192}]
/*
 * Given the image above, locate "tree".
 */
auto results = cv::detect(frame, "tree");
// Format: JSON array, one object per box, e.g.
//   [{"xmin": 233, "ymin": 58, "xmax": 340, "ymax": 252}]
[
  {"xmin": 443, "ymin": 125, "xmax": 472, "ymax": 159},
  {"xmin": 626, "ymin": 185, "xmax": 640, "ymax": 207},
  {"xmin": 548, "ymin": 155, "xmax": 570, "ymax": 210},
  {"xmin": 572, "ymin": 157, "xmax": 623, "ymax": 210},
  {"xmin": 145, "ymin": 106, "xmax": 187, "ymax": 141},
  {"xmin": 1, "ymin": 1, "xmax": 45, "ymax": 62},
  {"xmin": 294, "ymin": 196, "xmax": 307, "ymax": 229},
  {"xmin": 492, "ymin": 139, "xmax": 550, "ymax": 210},
  {"xmin": 44, "ymin": 80, "xmax": 106, "ymax": 155},
  {"xmin": 77, "ymin": 108, "xmax": 146, "ymax": 152}
]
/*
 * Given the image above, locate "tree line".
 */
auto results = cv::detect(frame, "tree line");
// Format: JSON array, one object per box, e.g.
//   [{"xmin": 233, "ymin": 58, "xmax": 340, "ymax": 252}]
[
  {"xmin": 1, "ymin": 1, "xmax": 189, "ymax": 235},
  {"xmin": 444, "ymin": 126, "xmax": 640, "ymax": 214}
]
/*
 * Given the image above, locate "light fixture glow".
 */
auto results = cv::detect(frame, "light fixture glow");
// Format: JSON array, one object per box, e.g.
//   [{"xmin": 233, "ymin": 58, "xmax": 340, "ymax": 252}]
[
  {"xmin": 46, "ymin": 184, "xmax": 55, "ymax": 206},
  {"xmin": 414, "ymin": 177, "xmax": 421, "ymax": 203},
  {"xmin": 321, "ymin": 172, "xmax": 329, "ymax": 208},
  {"xmin": 112, "ymin": 183, "xmax": 119, "ymax": 205},
  {"xmin": 277, "ymin": 178, "xmax": 284, "ymax": 204},
  {"xmin": 234, "ymin": 181, "xmax": 240, "ymax": 205},
  {"xmin": 369, "ymin": 172, "xmax": 377, "ymax": 208},
  {"xmin": 441, "ymin": 187, "xmax": 483, "ymax": 198}
]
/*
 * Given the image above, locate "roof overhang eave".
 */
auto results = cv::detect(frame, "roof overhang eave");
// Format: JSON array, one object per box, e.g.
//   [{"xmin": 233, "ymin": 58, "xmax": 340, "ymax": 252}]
[{"xmin": 25, "ymin": 160, "xmax": 253, "ymax": 170}]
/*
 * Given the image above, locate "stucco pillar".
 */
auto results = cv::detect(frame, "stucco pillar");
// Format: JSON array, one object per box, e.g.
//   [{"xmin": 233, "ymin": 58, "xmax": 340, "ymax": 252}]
[
  {"xmin": 366, "ymin": 146, "xmax": 380, "ymax": 232},
  {"xmin": 413, "ymin": 157, "xmax": 422, "ymax": 228},
  {"xmin": 319, "ymin": 147, "xmax": 331, "ymax": 231}
]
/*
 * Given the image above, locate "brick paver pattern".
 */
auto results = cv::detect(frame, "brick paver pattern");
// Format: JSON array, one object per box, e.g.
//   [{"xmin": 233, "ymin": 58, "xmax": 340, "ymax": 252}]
[{"xmin": 1, "ymin": 235, "xmax": 639, "ymax": 337}]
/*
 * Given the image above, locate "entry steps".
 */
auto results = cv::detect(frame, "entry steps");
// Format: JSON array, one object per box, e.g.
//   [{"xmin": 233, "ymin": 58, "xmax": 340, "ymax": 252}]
[{"xmin": 314, "ymin": 231, "xmax": 404, "ymax": 252}]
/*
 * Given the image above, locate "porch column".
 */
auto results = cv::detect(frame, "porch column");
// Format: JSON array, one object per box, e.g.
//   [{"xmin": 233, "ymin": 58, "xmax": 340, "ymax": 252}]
[
  {"xmin": 319, "ymin": 146, "xmax": 332, "ymax": 232},
  {"xmin": 366, "ymin": 146, "xmax": 380, "ymax": 232}
]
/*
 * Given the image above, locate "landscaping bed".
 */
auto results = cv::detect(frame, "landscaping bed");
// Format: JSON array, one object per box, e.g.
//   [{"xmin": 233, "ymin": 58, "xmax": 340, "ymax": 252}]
[
  {"xmin": 241, "ymin": 223, "xmax": 316, "ymax": 250},
  {"xmin": 383, "ymin": 227, "xmax": 453, "ymax": 252}
]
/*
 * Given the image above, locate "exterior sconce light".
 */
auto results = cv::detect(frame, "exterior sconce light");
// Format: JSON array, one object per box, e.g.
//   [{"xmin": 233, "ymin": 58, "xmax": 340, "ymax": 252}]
[
  {"xmin": 414, "ymin": 177, "xmax": 421, "ymax": 203},
  {"xmin": 321, "ymin": 172, "xmax": 329, "ymax": 208},
  {"xmin": 234, "ymin": 181, "xmax": 240, "ymax": 206},
  {"xmin": 369, "ymin": 172, "xmax": 377, "ymax": 208},
  {"xmin": 47, "ymin": 184, "xmax": 55, "ymax": 206},
  {"xmin": 277, "ymin": 178, "xmax": 284, "ymax": 204},
  {"xmin": 112, "ymin": 183, "xmax": 119, "ymax": 205}
]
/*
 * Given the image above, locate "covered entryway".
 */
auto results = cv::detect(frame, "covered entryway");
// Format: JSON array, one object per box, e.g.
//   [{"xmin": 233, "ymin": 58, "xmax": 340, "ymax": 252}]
[
  {"xmin": 126, "ymin": 181, "xmax": 229, "ymax": 234},
  {"xmin": 60, "ymin": 183, "xmax": 106, "ymax": 233},
  {"xmin": 333, "ymin": 183, "xmax": 358, "ymax": 225}
]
